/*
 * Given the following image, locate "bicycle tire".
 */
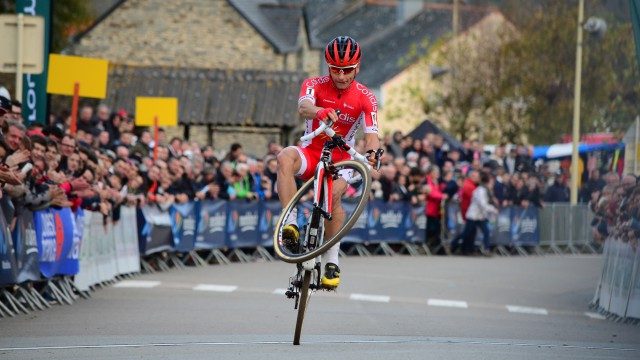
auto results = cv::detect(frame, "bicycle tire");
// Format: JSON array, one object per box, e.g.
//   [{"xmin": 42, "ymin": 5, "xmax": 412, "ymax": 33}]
[
  {"xmin": 274, "ymin": 160, "xmax": 372, "ymax": 263},
  {"xmin": 293, "ymin": 270, "xmax": 312, "ymax": 345}
]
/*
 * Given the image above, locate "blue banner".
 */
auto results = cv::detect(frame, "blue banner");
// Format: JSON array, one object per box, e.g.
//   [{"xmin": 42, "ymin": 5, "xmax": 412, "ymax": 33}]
[
  {"xmin": 34, "ymin": 207, "xmax": 78, "ymax": 278},
  {"xmin": 259, "ymin": 201, "xmax": 281, "ymax": 248},
  {"xmin": 341, "ymin": 200, "xmax": 368, "ymax": 243},
  {"xmin": 368, "ymin": 200, "xmax": 406, "ymax": 243},
  {"xmin": 492, "ymin": 207, "xmax": 512, "ymax": 246},
  {"xmin": 227, "ymin": 201, "xmax": 260, "ymax": 248},
  {"xmin": 511, "ymin": 206, "xmax": 540, "ymax": 246},
  {"xmin": 406, "ymin": 205, "xmax": 427, "ymax": 243},
  {"xmin": 0, "ymin": 207, "xmax": 18, "ymax": 286},
  {"xmin": 170, "ymin": 202, "xmax": 199, "ymax": 252},
  {"xmin": 12, "ymin": 210, "xmax": 40, "ymax": 283},
  {"xmin": 139, "ymin": 206, "xmax": 173, "ymax": 255},
  {"xmin": 196, "ymin": 200, "xmax": 228, "ymax": 249}
]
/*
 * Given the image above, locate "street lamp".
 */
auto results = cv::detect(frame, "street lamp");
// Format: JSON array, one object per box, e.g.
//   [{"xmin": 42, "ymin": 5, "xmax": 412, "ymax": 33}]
[{"xmin": 570, "ymin": 0, "xmax": 606, "ymax": 204}]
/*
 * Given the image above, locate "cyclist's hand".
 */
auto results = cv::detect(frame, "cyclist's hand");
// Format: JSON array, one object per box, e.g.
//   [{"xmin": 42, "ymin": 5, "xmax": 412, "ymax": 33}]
[
  {"xmin": 315, "ymin": 108, "xmax": 337, "ymax": 124},
  {"xmin": 366, "ymin": 148, "xmax": 385, "ymax": 171}
]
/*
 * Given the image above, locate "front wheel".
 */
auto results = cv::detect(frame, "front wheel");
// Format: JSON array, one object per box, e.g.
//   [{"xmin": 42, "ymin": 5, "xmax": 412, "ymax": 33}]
[
  {"xmin": 293, "ymin": 270, "xmax": 312, "ymax": 345},
  {"xmin": 273, "ymin": 160, "xmax": 372, "ymax": 263}
]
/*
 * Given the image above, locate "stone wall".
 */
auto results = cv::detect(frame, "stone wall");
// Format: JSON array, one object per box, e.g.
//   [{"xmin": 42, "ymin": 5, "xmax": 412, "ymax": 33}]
[
  {"xmin": 73, "ymin": 0, "xmax": 319, "ymax": 74},
  {"xmin": 72, "ymin": 0, "xmax": 319, "ymax": 148}
]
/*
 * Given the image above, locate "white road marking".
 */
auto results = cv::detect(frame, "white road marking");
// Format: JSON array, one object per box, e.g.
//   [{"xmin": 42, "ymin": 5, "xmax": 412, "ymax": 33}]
[
  {"xmin": 273, "ymin": 288, "xmax": 288, "ymax": 295},
  {"xmin": 349, "ymin": 293, "xmax": 390, "ymax": 303},
  {"xmin": 2, "ymin": 337, "xmax": 637, "ymax": 352},
  {"xmin": 192, "ymin": 284, "xmax": 238, "ymax": 293},
  {"xmin": 427, "ymin": 299, "xmax": 468, "ymax": 308},
  {"xmin": 113, "ymin": 280, "xmax": 161, "ymax": 288},
  {"xmin": 584, "ymin": 312, "xmax": 606, "ymax": 320},
  {"xmin": 506, "ymin": 305, "xmax": 548, "ymax": 315}
]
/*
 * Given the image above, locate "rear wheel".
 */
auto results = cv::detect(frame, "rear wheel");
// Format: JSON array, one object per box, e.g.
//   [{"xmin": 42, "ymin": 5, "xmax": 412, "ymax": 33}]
[
  {"xmin": 273, "ymin": 160, "xmax": 372, "ymax": 263},
  {"xmin": 293, "ymin": 270, "xmax": 312, "ymax": 345}
]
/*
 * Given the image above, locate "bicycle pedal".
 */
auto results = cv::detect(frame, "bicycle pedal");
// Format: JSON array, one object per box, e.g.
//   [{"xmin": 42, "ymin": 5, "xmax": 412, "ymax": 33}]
[{"xmin": 285, "ymin": 290, "xmax": 297, "ymax": 299}]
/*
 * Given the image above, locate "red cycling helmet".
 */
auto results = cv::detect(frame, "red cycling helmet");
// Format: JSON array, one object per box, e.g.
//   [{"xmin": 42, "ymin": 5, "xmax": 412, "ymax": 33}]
[{"xmin": 325, "ymin": 36, "xmax": 361, "ymax": 67}]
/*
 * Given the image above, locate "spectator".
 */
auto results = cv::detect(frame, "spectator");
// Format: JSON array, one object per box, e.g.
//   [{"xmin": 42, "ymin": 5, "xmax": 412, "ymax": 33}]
[
  {"xmin": 544, "ymin": 171, "xmax": 570, "ymax": 203},
  {"xmin": 450, "ymin": 169, "xmax": 479, "ymax": 254},
  {"xmin": 464, "ymin": 171, "xmax": 498, "ymax": 255},
  {"xmin": 424, "ymin": 165, "xmax": 447, "ymax": 254}
]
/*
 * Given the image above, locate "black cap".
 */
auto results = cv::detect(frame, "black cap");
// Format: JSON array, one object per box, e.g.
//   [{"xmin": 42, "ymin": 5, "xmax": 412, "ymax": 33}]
[
  {"xmin": 0, "ymin": 95, "xmax": 11, "ymax": 112},
  {"xmin": 42, "ymin": 124, "xmax": 65, "ymax": 140}
]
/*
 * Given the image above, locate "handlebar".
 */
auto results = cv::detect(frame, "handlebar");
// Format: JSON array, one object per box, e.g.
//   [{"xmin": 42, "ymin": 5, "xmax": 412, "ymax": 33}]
[{"xmin": 299, "ymin": 112, "xmax": 373, "ymax": 167}]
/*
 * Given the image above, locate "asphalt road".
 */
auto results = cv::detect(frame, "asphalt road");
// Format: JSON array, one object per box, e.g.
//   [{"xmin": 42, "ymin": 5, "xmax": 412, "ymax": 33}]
[{"xmin": 1, "ymin": 255, "xmax": 639, "ymax": 359}]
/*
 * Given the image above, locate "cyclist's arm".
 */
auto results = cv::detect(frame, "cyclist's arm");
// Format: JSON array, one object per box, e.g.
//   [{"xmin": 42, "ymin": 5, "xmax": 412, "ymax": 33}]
[
  {"xmin": 363, "ymin": 133, "xmax": 380, "ymax": 153},
  {"xmin": 298, "ymin": 99, "xmax": 338, "ymax": 123}
]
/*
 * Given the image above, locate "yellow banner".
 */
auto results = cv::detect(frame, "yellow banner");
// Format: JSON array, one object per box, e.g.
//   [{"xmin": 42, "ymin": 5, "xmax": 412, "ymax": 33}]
[
  {"xmin": 46, "ymin": 54, "xmax": 108, "ymax": 99},
  {"xmin": 135, "ymin": 97, "xmax": 178, "ymax": 127}
]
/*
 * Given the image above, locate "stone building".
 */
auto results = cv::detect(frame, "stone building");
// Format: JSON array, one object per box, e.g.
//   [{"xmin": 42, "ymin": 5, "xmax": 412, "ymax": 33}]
[
  {"xmin": 70, "ymin": 0, "xmax": 503, "ymax": 156},
  {"xmin": 70, "ymin": 0, "xmax": 321, "ymax": 156}
]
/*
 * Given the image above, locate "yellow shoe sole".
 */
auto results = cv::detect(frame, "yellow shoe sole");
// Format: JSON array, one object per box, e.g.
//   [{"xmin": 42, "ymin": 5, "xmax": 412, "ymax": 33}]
[{"xmin": 321, "ymin": 276, "xmax": 340, "ymax": 289}]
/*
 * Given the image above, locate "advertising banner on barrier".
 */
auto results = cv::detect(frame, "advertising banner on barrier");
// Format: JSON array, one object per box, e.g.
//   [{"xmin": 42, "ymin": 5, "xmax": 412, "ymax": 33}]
[
  {"xmin": 118, "ymin": 207, "xmax": 141, "ymax": 274},
  {"xmin": 34, "ymin": 207, "xmax": 78, "ymax": 278},
  {"xmin": 368, "ymin": 200, "xmax": 405, "ymax": 243},
  {"xmin": 227, "ymin": 201, "xmax": 260, "ymax": 248},
  {"xmin": 492, "ymin": 207, "xmax": 512, "ymax": 246},
  {"xmin": 75, "ymin": 211, "xmax": 97, "ymax": 291},
  {"xmin": 406, "ymin": 205, "xmax": 427, "ymax": 243},
  {"xmin": 445, "ymin": 202, "xmax": 463, "ymax": 237},
  {"xmin": 12, "ymin": 210, "xmax": 39, "ymax": 283},
  {"xmin": 170, "ymin": 202, "xmax": 199, "ymax": 252},
  {"xmin": 196, "ymin": 200, "xmax": 227, "ymax": 249},
  {"xmin": 0, "ymin": 207, "xmax": 17, "ymax": 286},
  {"xmin": 259, "ymin": 201, "xmax": 281, "ymax": 248},
  {"xmin": 341, "ymin": 200, "xmax": 368, "ymax": 243},
  {"xmin": 139, "ymin": 205, "xmax": 173, "ymax": 255},
  {"xmin": 511, "ymin": 206, "xmax": 540, "ymax": 246}
]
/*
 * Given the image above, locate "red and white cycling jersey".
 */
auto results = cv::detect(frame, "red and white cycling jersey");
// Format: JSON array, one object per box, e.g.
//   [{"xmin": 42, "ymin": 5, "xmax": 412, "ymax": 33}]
[
  {"xmin": 298, "ymin": 75, "xmax": 379, "ymax": 150},
  {"xmin": 295, "ymin": 76, "xmax": 379, "ymax": 180}
]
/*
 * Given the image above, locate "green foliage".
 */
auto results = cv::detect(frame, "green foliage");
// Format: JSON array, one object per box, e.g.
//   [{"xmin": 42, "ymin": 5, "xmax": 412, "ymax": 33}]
[
  {"xmin": 405, "ymin": 0, "xmax": 639, "ymax": 144},
  {"xmin": 0, "ymin": 0, "xmax": 93, "ymax": 52},
  {"xmin": 499, "ymin": 0, "xmax": 639, "ymax": 143}
]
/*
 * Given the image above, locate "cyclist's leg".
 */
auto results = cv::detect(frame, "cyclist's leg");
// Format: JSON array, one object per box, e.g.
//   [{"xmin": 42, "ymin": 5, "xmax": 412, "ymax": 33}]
[
  {"xmin": 322, "ymin": 177, "xmax": 348, "ymax": 266},
  {"xmin": 276, "ymin": 146, "xmax": 304, "ymax": 208}
]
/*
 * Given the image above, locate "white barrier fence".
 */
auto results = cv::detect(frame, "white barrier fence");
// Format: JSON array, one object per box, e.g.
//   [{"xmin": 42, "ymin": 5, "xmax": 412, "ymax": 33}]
[
  {"xmin": 74, "ymin": 207, "xmax": 140, "ymax": 291},
  {"xmin": 593, "ymin": 238, "xmax": 640, "ymax": 321}
]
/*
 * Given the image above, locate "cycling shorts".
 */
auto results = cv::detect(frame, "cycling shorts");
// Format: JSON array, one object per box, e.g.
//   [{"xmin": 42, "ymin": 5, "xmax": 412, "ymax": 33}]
[{"xmin": 294, "ymin": 146, "xmax": 353, "ymax": 181}]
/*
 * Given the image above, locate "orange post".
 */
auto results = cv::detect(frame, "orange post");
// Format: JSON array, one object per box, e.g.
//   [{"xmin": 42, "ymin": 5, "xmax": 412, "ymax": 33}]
[
  {"xmin": 70, "ymin": 82, "xmax": 80, "ymax": 135},
  {"xmin": 153, "ymin": 116, "xmax": 159, "ymax": 161}
]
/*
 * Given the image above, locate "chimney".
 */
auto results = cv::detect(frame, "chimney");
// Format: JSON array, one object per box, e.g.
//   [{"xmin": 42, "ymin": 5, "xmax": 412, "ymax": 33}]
[{"xmin": 397, "ymin": 0, "xmax": 424, "ymax": 25}]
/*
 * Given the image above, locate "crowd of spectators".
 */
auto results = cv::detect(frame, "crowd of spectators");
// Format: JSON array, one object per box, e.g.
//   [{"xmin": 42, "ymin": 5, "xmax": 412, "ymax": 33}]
[
  {"xmin": 590, "ymin": 173, "xmax": 640, "ymax": 246},
  {"xmin": 0, "ymin": 86, "xmax": 637, "ymax": 256}
]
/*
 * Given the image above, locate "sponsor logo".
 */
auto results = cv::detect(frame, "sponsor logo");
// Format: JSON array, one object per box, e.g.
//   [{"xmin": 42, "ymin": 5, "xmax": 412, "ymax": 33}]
[
  {"xmin": 355, "ymin": 83, "xmax": 378, "ymax": 111},
  {"xmin": 338, "ymin": 112, "xmax": 357, "ymax": 123},
  {"xmin": 343, "ymin": 102, "xmax": 354, "ymax": 110},
  {"xmin": 305, "ymin": 76, "xmax": 330, "ymax": 88},
  {"xmin": 371, "ymin": 112, "xmax": 378, "ymax": 129}
]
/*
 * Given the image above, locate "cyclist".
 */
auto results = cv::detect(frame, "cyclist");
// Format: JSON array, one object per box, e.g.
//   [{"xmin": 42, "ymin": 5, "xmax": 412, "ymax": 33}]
[{"xmin": 276, "ymin": 36, "xmax": 381, "ymax": 289}]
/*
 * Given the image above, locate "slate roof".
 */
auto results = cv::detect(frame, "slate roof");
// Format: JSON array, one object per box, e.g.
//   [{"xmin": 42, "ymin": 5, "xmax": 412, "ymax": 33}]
[
  {"xmin": 228, "ymin": 0, "xmax": 304, "ymax": 53},
  {"xmin": 313, "ymin": 2, "xmax": 491, "ymax": 88},
  {"xmin": 105, "ymin": 65, "xmax": 305, "ymax": 128}
]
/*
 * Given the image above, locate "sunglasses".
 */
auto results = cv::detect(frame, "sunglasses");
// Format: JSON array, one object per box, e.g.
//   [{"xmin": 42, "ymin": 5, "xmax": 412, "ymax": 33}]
[{"xmin": 328, "ymin": 64, "xmax": 358, "ymax": 75}]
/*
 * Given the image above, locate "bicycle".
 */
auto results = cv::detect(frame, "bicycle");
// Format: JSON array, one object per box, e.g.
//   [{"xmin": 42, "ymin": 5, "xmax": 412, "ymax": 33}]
[{"xmin": 273, "ymin": 116, "xmax": 381, "ymax": 345}]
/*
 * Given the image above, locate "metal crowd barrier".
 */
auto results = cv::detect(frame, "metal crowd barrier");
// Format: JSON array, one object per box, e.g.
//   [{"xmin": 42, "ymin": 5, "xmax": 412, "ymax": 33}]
[
  {"xmin": 538, "ymin": 203, "xmax": 598, "ymax": 255},
  {"xmin": 592, "ymin": 238, "xmax": 640, "ymax": 323}
]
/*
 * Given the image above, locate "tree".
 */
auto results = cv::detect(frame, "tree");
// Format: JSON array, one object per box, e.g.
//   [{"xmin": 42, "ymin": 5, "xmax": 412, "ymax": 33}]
[
  {"xmin": 400, "ymin": 0, "xmax": 639, "ymax": 144},
  {"xmin": 0, "ymin": 0, "xmax": 93, "ymax": 53}
]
